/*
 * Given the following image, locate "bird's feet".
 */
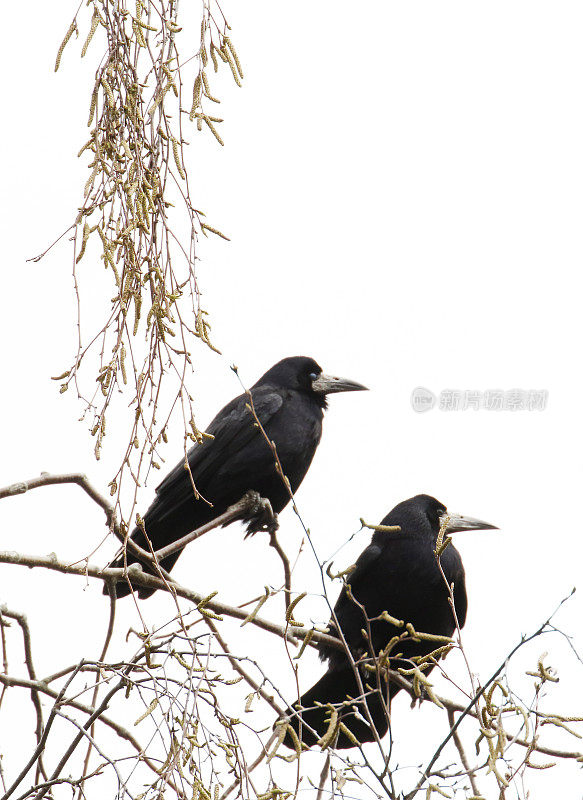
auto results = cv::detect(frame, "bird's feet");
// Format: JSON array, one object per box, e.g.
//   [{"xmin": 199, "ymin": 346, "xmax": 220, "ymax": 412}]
[{"xmin": 242, "ymin": 491, "xmax": 280, "ymax": 536}]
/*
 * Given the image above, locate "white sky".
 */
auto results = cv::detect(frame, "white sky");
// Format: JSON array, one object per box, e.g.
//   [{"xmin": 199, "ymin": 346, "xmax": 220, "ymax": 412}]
[{"xmin": 1, "ymin": 1, "xmax": 583, "ymax": 797}]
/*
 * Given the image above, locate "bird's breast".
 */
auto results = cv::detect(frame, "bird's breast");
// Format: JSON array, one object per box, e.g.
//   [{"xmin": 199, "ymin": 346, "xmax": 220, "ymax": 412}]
[{"xmin": 263, "ymin": 397, "xmax": 323, "ymax": 490}]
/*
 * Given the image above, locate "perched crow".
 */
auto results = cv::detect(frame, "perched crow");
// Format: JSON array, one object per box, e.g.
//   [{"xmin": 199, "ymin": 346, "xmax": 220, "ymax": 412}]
[
  {"xmin": 282, "ymin": 494, "xmax": 497, "ymax": 749},
  {"xmin": 107, "ymin": 356, "xmax": 367, "ymax": 599}
]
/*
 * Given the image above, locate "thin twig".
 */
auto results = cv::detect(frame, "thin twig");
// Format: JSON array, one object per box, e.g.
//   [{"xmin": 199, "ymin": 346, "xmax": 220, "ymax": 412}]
[
  {"xmin": 153, "ymin": 490, "xmax": 274, "ymax": 561},
  {"xmin": 0, "ymin": 608, "xmax": 47, "ymax": 781},
  {"xmin": 218, "ymin": 732, "xmax": 277, "ymax": 800},
  {"xmin": 269, "ymin": 527, "xmax": 292, "ymax": 615},
  {"xmin": 316, "ymin": 751, "xmax": 331, "ymax": 800},
  {"xmin": 447, "ymin": 707, "xmax": 481, "ymax": 798},
  {"xmin": 405, "ymin": 597, "xmax": 580, "ymax": 799},
  {"xmin": 76, "ymin": 579, "xmax": 117, "ymax": 798},
  {"xmin": 2, "ymin": 663, "xmax": 85, "ymax": 800},
  {"xmin": 203, "ymin": 617, "xmax": 284, "ymax": 716}
]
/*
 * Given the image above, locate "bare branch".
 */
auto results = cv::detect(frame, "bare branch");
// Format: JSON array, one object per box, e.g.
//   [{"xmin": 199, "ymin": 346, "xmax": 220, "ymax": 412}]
[
  {"xmin": 447, "ymin": 707, "xmax": 481, "ymax": 798},
  {"xmin": 0, "ymin": 550, "xmax": 342, "ymax": 652},
  {"xmin": 0, "ymin": 473, "xmax": 115, "ymax": 527},
  {"xmin": 0, "ymin": 608, "xmax": 46, "ymax": 780}
]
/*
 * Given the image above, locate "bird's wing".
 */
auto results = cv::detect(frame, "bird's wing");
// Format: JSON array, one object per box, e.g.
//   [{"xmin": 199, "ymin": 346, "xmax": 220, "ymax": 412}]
[
  {"xmin": 153, "ymin": 387, "xmax": 284, "ymax": 507},
  {"xmin": 325, "ymin": 542, "xmax": 384, "ymax": 631},
  {"xmin": 318, "ymin": 541, "xmax": 388, "ymax": 665},
  {"xmin": 451, "ymin": 563, "xmax": 468, "ymax": 628},
  {"xmin": 340, "ymin": 542, "xmax": 384, "ymax": 597}
]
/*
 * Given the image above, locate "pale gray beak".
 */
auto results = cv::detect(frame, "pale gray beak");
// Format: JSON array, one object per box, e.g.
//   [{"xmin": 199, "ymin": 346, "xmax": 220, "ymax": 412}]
[
  {"xmin": 441, "ymin": 513, "xmax": 499, "ymax": 534},
  {"xmin": 311, "ymin": 372, "xmax": 368, "ymax": 395}
]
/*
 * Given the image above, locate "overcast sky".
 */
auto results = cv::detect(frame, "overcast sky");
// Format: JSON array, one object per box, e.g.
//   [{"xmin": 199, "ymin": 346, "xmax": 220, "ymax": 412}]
[{"xmin": 2, "ymin": 2, "xmax": 583, "ymax": 797}]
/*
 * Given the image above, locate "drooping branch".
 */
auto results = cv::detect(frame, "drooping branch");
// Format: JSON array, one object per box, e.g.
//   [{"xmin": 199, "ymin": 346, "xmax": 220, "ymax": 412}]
[{"xmin": 44, "ymin": 1, "xmax": 246, "ymax": 514}]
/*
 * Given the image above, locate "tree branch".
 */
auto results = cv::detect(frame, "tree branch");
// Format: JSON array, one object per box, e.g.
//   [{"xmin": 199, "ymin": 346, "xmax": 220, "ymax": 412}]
[
  {"xmin": 0, "ymin": 473, "xmax": 116, "ymax": 527},
  {"xmin": 446, "ymin": 707, "xmax": 481, "ymax": 798},
  {"xmin": 0, "ymin": 550, "xmax": 342, "ymax": 652},
  {"xmin": 0, "ymin": 670, "xmax": 167, "ymax": 789},
  {"xmin": 0, "ymin": 473, "xmax": 282, "ymax": 581},
  {"xmin": 153, "ymin": 490, "xmax": 276, "ymax": 562},
  {"xmin": 0, "ymin": 607, "xmax": 46, "ymax": 780}
]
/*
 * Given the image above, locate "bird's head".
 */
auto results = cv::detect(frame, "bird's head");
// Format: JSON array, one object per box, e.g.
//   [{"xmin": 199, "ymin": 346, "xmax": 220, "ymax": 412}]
[
  {"xmin": 383, "ymin": 494, "xmax": 498, "ymax": 542},
  {"xmin": 254, "ymin": 356, "xmax": 368, "ymax": 407}
]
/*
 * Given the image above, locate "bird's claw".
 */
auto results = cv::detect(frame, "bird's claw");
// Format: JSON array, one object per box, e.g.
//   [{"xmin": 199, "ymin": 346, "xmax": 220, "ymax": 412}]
[{"xmin": 242, "ymin": 491, "xmax": 279, "ymax": 536}]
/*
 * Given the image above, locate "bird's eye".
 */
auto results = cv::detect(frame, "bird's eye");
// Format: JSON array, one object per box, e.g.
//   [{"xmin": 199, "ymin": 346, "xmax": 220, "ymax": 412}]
[{"xmin": 308, "ymin": 372, "xmax": 319, "ymax": 382}]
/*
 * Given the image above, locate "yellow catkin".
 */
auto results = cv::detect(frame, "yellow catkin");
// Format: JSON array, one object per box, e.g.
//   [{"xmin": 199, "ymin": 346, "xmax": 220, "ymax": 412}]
[
  {"xmin": 294, "ymin": 628, "xmax": 314, "ymax": 660},
  {"xmin": 84, "ymin": 164, "xmax": 100, "ymax": 198},
  {"xmin": 87, "ymin": 84, "xmax": 99, "ymax": 127},
  {"xmin": 120, "ymin": 343, "xmax": 127, "ymax": 385},
  {"xmin": 171, "ymin": 137, "xmax": 186, "ymax": 179},
  {"xmin": 434, "ymin": 513, "xmax": 450, "ymax": 554},
  {"xmin": 162, "ymin": 63, "xmax": 178, "ymax": 96},
  {"xmin": 81, "ymin": 10, "xmax": 100, "ymax": 57},
  {"xmin": 139, "ymin": 192, "xmax": 150, "ymax": 229},
  {"xmin": 201, "ymin": 116, "xmax": 224, "ymax": 146},
  {"xmin": 133, "ymin": 294, "xmax": 142, "ymax": 335},
  {"xmin": 134, "ymin": 698, "xmax": 158, "ymax": 726},
  {"xmin": 337, "ymin": 723, "xmax": 360, "ymax": 746},
  {"xmin": 148, "ymin": 87, "xmax": 166, "ymax": 117},
  {"xmin": 190, "ymin": 74, "xmax": 202, "ymax": 121},
  {"xmin": 268, "ymin": 723, "xmax": 292, "ymax": 762},
  {"xmin": 223, "ymin": 36, "xmax": 244, "ymax": 79},
  {"xmin": 221, "ymin": 42, "xmax": 242, "ymax": 87},
  {"xmin": 200, "ymin": 222, "xmax": 229, "ymax": 240},
  {"xmin": 285, "ymin": 592, "xmax": 306, "ymax": 624},
  {"xmin": 135, "ymin": 19, "xmax": 157, "ymax": 32},
  {"xmin": 76, "ymin": 222, "xmax": 91, "ymax": 263},
  {"xmin": 101, "ymin": 76, "xmax": 115, "ymax": 109},
  {"xmin": 210, "ymin": 44, "xmax": 219, "ymax": 73},
  {"xmin": 77, "ymin": 138, "xmax": 93, "ymax": 158},
  {"xmin": 240, "ymin": 589, "xmax": 270, "ymax": 626},
  {"xmin": 316, "ymin": 709, "xmax": 339, "ymax": 749},
  {"xmin": 201, "ymin": 72, "xmax": 220, "ymax": 104},
  {"xmin": 55, "ymin": 20, "xmax": 76, "ymax": 72},
  {"xmin": 132, "ymin": 18, "xmax": 147, "ymax": 47},
  {"xmin": 426, "ymin": 785, "xmax": 451, "ymax": 800}
]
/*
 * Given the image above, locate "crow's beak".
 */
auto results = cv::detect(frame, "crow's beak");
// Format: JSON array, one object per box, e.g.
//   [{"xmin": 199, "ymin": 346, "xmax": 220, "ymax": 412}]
[
  {"xmin": 441, "ymin": 513, "xmax": 499, "ymax": 534},
  {"xmin": 311, "ymin": 373, "xmax": 368, "ymax": 395}
]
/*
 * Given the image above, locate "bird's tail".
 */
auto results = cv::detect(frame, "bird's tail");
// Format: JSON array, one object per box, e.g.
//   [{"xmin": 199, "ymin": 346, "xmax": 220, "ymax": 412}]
[
  {"xmin": 103, "ymin": 530, "xmax": 182, "ymax": 600},
  {"xmin": 280, "ymin": 665, "xmax": 390, "ymax": 751}
]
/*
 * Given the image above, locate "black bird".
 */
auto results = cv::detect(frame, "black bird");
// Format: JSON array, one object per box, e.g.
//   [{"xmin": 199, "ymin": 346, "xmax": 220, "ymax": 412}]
[
  {"xmin": 282, "ymin": 494, "xmax": 497, "ymax": 749},
  {"xmin": 107, "ymin": 356, "xmax": 367, "ymax": 599}
]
